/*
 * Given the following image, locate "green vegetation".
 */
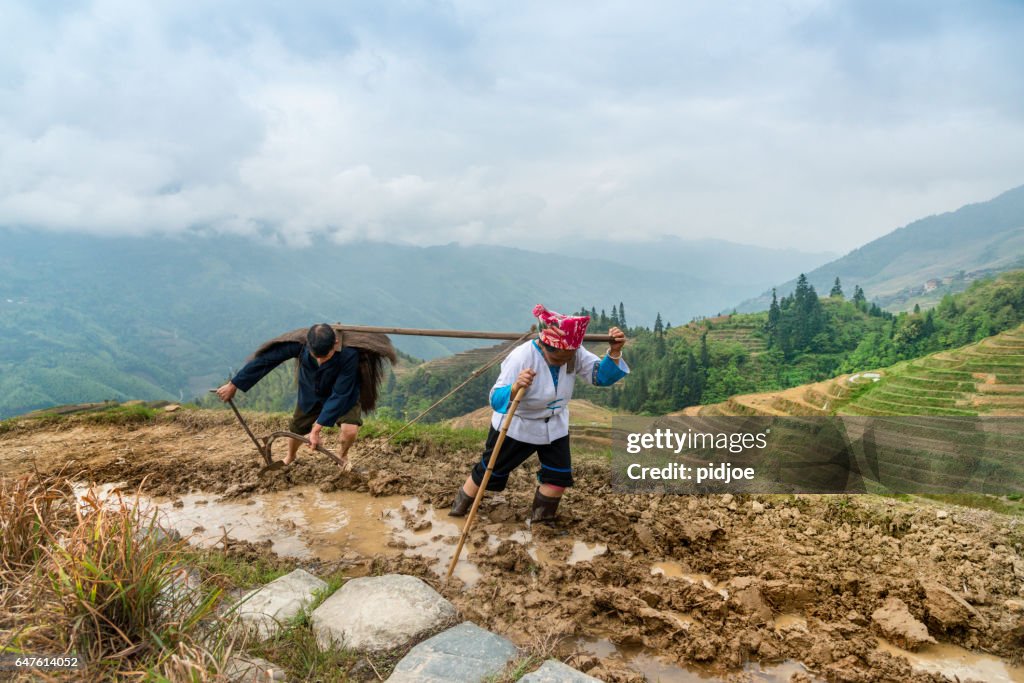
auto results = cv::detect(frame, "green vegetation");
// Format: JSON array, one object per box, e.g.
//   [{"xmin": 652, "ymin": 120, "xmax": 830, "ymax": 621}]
[
  {"xmin": 327, "ymin": 271, "xmax": 1024, "ymax": 419},
  {"xmin": 358, "ymin": 417, "xmax": 489, "ymax": 451},
  {"xmin": 842, "ymin": 320, "xmax": 1024, "ymax": 417},
  {"xmin": 189, "ymin": 549, "xmax": 292, "ymax": 590}
]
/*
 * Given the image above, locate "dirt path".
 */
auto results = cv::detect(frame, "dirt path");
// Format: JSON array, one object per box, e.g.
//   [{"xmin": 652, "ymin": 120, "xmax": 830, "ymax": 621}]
[{"xmin": 2, "ymin": 410, "xmax": 1022, "ymax": 682}]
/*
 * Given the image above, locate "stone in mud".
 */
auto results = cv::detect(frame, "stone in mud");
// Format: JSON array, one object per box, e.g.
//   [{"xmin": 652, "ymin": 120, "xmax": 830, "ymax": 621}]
[
  {"xmin": 728, "ymin": 577, "xmax": 772, "ymax": 623},
  {"xmin": 762, "ymin": 580, "xmax": 815, "ymax": 611},
  {"xmin": 386, "ymin": 622, "xmax": 517, "ymax": 682},
  {"xmin": 519, "ymin": 660, "xmax": 602, "ymax": 682},
  {"xmin": 633, "ymin": 523, "xmax": 657, "ymax": 550},
  {"xmin": 312, "ymin": 574, "xmax": 457, "ymax": 652},
  {"xmin": 368, "ymin": 471, "xmax": 402, "ymax": 495},
  {"xmin": 676, "ymin": 518, "xmax": 723, "ymax": 545},
  {"xmin": 921, "ymin": 581, "xmax": 984, "ymax": 630},
  {"xmin": 237, "ymin": 568, "xmax": 327, "ymax": 638},
  {"xmin": 871, "ymin": 596, "xmax": 936, "ymax": 650}
]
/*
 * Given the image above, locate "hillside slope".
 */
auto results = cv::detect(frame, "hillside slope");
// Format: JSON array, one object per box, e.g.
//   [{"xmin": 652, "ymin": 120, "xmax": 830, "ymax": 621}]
[{"xmin": 738, "ymin": 185, "xmax": 1024, "ymax": 312}]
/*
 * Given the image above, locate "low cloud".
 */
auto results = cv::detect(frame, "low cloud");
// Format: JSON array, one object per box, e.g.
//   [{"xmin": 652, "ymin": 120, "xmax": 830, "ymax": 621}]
[{"xmin": 1, "ymin": 0, "xmax": 1022, "ymax": 252}]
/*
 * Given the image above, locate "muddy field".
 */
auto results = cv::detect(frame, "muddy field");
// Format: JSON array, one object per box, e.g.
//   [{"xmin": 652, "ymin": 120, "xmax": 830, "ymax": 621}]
[{"xmin": 2, "ymin": 409, "xmax": 1023, "ymax": 682}]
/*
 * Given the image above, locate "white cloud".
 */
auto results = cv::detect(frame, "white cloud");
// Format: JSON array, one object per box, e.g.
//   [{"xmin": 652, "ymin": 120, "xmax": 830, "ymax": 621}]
[{"xmin": 1, "ymin": 0, "xmax": 1022, "ymax": 253}]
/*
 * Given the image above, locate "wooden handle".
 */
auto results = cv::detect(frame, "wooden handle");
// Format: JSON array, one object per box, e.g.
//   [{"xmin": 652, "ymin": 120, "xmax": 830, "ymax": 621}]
[{"xmin": 445, "ymin": 386, "xmax": 527, "ymax": 583}]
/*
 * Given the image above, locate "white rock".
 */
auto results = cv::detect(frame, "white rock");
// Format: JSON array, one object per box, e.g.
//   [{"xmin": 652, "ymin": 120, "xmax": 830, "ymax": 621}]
[
  {"xmin": 236, "ymin": 569, "xmax": 327, "ymax": 638},
  {"xmin": 312, "ymin": 574, "xmax": 458, "ymax": 652}
]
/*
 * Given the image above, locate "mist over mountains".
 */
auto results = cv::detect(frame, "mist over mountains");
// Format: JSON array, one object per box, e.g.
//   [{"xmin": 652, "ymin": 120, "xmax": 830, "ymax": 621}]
[
  {"xmin": 4, "ymin": 183, "xmax": 1022, "ymax": 419},
  {"xmin": 0, "ymin": 230, "xmax": 823, "ymax": 418}
]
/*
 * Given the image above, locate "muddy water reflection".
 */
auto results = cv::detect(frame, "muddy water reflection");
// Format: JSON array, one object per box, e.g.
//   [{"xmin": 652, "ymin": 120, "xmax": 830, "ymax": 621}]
[
  {"xmin": 383, "ymin": 497, "xmax": 482, "ymax": 587},
  {"xmin": 877, "ymin": 638, "xmax": 1024, "ymax": 683},
  {"xmin": 650, "ymin": 562, "xmax": 729, "ymax": 598},
  {"xmin": 149, "ymin": 488, "xmax": 406, "ymax": 560},
  {"xmin": 572, "ymin": 637, "xmax": 820, "ymax": 682}
]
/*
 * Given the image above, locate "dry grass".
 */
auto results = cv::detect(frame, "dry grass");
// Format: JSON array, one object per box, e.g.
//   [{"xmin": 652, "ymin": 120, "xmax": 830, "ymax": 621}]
[{"xmin": 0, "ymin": 473, "xmax": 236, "ymax": 680}]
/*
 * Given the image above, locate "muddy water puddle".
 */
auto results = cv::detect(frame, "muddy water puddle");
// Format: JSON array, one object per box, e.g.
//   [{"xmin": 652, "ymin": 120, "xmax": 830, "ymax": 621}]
[
  {"xmin": 650, "ymin": 561, "xmax": 730, "ymax": 598},
  {"xmin": 572, "ymin": 637, "xmax": 819, "ymax": 682},
  {"xmin": 877, "ymin": 638, "xmax": 1024, "ymax": 683},
  {"xmin": 384, "ymin": 497, "xmax": 481, "ymax": 587},
  {"xmin": 75, "ymin": 484, "xmax": 611, "ymax": 589}
]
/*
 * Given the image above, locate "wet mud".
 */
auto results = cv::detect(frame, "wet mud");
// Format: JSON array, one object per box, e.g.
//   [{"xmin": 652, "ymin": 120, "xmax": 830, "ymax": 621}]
[{"xmin": 2, "ymin": 411, "xmax": 1023, "ymax": 682}]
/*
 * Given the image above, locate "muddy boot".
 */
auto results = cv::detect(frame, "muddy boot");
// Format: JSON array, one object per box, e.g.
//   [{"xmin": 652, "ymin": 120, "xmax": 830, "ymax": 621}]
[
  {"xmin": 529, "ymin": 488, "xmax": 561, "ymax": 524},
  {"xmin": 449, "ymin": 487, "xmax": 474, "ymax": 517}
]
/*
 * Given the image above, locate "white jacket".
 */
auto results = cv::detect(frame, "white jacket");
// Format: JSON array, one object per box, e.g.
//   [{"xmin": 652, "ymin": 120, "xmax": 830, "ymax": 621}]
[{"xmin": 490, "ymin": 341, "xmax": 629, "ymax": 444}]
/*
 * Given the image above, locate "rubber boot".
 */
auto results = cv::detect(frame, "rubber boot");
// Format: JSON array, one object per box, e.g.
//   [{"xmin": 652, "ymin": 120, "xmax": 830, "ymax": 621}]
[
  {"xmin": 449, "ymin": 487, "xmax": 474, "ymax": 517},
  {"xmin": 529, "ymin": 487, "xmax": 561, "ymax": 524}
]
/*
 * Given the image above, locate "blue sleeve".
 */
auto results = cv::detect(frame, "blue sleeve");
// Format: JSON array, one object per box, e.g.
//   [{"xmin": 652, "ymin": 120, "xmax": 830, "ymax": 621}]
[
  {"xmin": 317, "ymin": 348, "xmax": 360, "ymax": 427},
  {"xmin": 231, "ymin": 342, "xmax": 302, "ymax": 392},
  {"xmin": 490, "ymin": 385, "xmax": 512, "ymax": 413},
  {"xmin": 594, "ymin": 354, "xmax": 628, "ymax": 387}
]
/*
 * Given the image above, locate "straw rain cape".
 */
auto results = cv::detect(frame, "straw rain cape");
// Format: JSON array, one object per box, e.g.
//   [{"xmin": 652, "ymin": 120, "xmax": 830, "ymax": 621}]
[{"xmin": 249, "ymin": 325, "xmax": 398, "ymax": 412}]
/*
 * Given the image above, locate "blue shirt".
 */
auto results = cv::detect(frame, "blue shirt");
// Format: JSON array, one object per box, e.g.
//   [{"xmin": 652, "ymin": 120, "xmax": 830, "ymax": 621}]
[{"xmin": 231, "ymin": 342, "xmax": 360, "ymax": 427}]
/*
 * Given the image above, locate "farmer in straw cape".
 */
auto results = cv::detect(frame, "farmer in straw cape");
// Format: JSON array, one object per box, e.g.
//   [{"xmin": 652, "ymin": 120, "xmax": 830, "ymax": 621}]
[
  {"xmin": 215, "ymin": 323, "xmax": 393, "ymax": 468},
  {"xmin": 449, "ymin": 305, "xmax": 628, "ymax": 523}
]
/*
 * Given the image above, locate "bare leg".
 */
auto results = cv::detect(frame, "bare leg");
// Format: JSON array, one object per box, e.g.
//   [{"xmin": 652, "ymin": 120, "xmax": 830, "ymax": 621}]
[
  {"xmin": 336, "ymin": 424, "xmax": 358, "ymax": 467},
  {"xmin": 283, "ymin": 437, "xmax": 302, "ymax": 465},
  {"xmin": 463, "ymin": 474, "xmax": 544, "ymax": 498},
  {"xmin": 538, "ymin": 483, "xmax": 564, "ymax": 499}
]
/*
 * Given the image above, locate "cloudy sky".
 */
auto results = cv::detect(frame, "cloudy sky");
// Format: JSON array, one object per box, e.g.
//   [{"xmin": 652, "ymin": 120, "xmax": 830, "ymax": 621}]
[{"xmin": 2, "ymin": 1, "xmax": 1022, "ymax": 252}]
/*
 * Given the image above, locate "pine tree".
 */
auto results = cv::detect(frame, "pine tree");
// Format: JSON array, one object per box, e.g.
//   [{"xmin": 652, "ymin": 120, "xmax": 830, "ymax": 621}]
[
  {"xmin": 700, "ymin": 331, "xmax": 710, "ymax": 377},
  {"xmin": 653, "ymin": 313, "xmax": 664, "ymax": 336},
  {"xmin": 830, "ymin": 277, "xmax": 844, "ymax": 298},
  {"xmin": 766, "ymin": 288, "xmax": 780, "ymax": 343},
  {"xmin": 618, "ymin": 302, "xmax": 626, "ymax": 329},
  {"xmin": 913, "ymin": 303, "xmax": 921, "ymax": 314},
  {"xmin": 853, "ymin": 285, "xmax": 866, "ymax": 309}
]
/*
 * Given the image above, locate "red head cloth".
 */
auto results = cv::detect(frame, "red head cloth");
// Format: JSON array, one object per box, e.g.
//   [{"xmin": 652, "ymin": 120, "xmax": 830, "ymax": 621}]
[{"xmin": 533, "ymin": 304, "xmax": 591, "ymax": 350}]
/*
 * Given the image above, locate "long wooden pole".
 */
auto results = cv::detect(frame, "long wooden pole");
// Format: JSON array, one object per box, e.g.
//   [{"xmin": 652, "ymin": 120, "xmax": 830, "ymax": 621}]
[
  {"xmin": 335, "ymin": 324, "xmax": 614, "ymax": 342},
  {"xmin": 445, "ymin": 386, "xmax": 527, "ymax": 584},
  {"xmin": 387, "ymin": 328, "xmax": 535, "ymax": 441}
]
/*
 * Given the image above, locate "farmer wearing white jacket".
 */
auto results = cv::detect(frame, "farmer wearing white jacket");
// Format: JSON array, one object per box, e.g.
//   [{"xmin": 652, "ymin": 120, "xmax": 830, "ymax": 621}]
[{"xmin": 450, "ymin": 305, "xmax": 629, "ymax": 523}]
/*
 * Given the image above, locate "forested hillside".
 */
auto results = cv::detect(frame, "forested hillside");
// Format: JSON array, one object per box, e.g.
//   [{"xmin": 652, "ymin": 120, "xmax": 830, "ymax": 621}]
[{"xmin": 371, "ymin": 271, "xmax": 1024, "ymax": 420}]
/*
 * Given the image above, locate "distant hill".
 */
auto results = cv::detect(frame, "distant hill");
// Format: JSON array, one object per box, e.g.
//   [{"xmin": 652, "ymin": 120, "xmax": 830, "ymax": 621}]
[
  {"xmin": 538, "ymin": 236, "xmax": 836, "ymax": 292},
  {"xmin": 0, "ymin": 230, "xmax": 757, "ymax": 419},
  {"xmin": 737, "ymin": 185, "xmax": 1024, "ymax": 313}
]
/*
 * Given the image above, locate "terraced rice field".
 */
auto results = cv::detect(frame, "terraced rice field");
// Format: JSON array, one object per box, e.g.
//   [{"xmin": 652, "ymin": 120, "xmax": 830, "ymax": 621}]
[
  {"xmin": 843, "ymin": 324, "xmax": 1024, "ymax": 417},
  {"xmin": 681, "ymin": 323, "xmax": 1024, "ymax": 419},
  {"xmin": 671, "ymin": 316, "xmax": 769, "ymax": 358}
]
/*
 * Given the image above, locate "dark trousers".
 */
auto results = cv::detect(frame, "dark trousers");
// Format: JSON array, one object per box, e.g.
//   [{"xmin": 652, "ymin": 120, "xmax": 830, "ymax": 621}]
[{"xmin": 471, "ymin": 426, "xmax": 573, "ymax": 492}]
